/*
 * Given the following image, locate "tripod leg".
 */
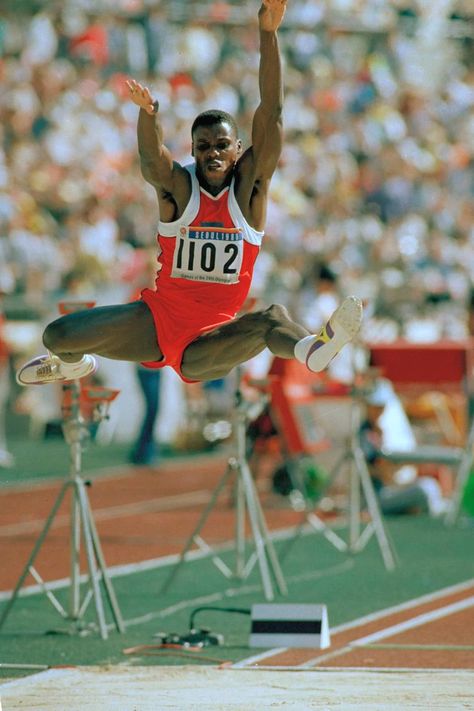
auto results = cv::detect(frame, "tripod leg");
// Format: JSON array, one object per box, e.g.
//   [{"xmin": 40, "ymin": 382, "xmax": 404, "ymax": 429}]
[
  {"xmin": 235, "ymin": 465, "xmax": 246, "ymax": 579},
  {"xmin": 0, "ymin": 481, "xmax": 71, "ymax": 630},
  {"xmin": 244, "ymin": 462, "xmax": 288, "ymax": 596},
  {"xmin": 353, "ymin": 445, "xmax": 397, "ymax": 571},
  {"xmin": 239, "ymin": 459, "xmax": 275, "ymax": 600},
  {"xmin": 69, "ymin": 486, "xmax": 81, "ymax": 619},
  {"xmin": 305, "ymin": 512, "xmax": 349, "ymax": 552},
  {"xmin": 307, "ymin": 451, "xmax": 351, "ymax": 552},
  {"xmin": 76, "ymin": 479, "xmax": 109, "ymax": 639},
  {"xmin": 445, "ymin": 421, "xmax": 474, "ymax": 525},
  {"xmin": 349, "ymin": 460, "xmax": 361, "ymax": 548},
  {"xmin": 81, "ymin": 483, "xmax": 125, "ymax": 633},
  {"xmin": 446, "ymin": 450, "xmax": 474, "ymax": 525},
  {"xmin": 279, "ymin": 451, "xmax": 349, "ymax": 561},
  {"xmin": 160, "ymin": 462, "xmax": 235, "ymax": 595}
]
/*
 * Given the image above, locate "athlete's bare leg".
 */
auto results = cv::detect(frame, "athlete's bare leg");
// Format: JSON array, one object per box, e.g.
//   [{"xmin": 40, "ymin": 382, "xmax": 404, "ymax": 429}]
[
  {"xmin": 43, "ymin": 301, "xmax": 162, "ymax": 362},
  {"xmin": 182, "ymin": 296, "xmax": 363, "ymax": 381},
  {"xmin": 181, "ymin": 304, "xmax": 309, "ymax": 381},
  {"xmin": 17, "ymin": 297, "xmax": 362, "ymax": 385}
]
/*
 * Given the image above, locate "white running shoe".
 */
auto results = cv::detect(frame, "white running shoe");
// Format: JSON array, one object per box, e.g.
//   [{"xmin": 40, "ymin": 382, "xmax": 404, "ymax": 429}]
[
  {"xmin": 294, "ymin": 296, "xmax": 363, "ymax": 373},
  {"xmin": 16, "ymin": 353, "xmax": 98, "ymax": 386}
]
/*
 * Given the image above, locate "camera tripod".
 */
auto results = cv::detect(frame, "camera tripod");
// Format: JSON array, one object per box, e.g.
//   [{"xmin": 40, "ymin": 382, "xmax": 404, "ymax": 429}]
[
  {"xmin": 0, "ymin": 380, "xmax": 125, "ymax": 639},
  {"xmin": 161, "ymin": 367, "xmax": 287, "ymax": 601},
  {"xmin": 284, "ymin": 385, "xmax": 397, "ymax": 572},
  {"xmin": 0, "ymin": 303, "xmax": 125, "ymax": 639}
]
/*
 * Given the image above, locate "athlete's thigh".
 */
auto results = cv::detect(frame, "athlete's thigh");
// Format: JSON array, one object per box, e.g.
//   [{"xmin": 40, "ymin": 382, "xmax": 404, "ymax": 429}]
[
  {"xmin": 181, "ymin": 312, "xmax": 268, "ymax": 381},
  {"xmin": 46, "ymin": 300, "xmax": 162, "ymax": 361}
]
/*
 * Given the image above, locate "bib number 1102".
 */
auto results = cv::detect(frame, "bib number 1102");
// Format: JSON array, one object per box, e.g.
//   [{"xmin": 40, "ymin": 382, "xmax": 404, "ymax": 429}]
[
  {"xmin": 175, "ymin": 239, "xmax": 239, "ymax": 274},
  {"xmin": 172, "ymin": 227, "xmax": 243, "ymax": 284}
]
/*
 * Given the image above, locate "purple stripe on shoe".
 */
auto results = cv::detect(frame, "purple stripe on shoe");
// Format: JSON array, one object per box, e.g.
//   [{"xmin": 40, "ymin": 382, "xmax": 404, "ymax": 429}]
[
  {"xmin": 304, "ymin": 322, "xmax": 334, "ymax": 364},
  {"xmin": 305, "ymin": 338, "xmax": 326, "ymax": 364},
  {"xmin": 29, "ymin": 357, "xmax": 47, "ymax": 367}
]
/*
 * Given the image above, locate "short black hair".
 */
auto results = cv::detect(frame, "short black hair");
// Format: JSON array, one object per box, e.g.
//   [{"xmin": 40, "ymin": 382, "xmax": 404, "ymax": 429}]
[{"xmin": 191, "ymin": 109, "xmax": 238, "ymax": 138}]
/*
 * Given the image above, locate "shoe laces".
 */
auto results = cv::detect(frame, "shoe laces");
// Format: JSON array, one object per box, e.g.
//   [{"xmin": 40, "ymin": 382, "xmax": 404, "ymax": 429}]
[{"xmin": 36, "ymin": 358, "xmax": 59, "ymax": 377}]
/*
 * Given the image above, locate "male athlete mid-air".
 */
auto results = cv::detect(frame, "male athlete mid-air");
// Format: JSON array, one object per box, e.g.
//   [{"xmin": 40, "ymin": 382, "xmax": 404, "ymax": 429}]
[{"xmin": 17, "ymin": 0, "xmax": 362, "ymax": 388}]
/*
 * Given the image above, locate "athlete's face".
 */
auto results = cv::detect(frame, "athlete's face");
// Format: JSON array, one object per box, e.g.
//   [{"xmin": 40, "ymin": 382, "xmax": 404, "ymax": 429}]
[{"xmin": 192, "ymin": 122, "xmax": 242, "ymax": 191}]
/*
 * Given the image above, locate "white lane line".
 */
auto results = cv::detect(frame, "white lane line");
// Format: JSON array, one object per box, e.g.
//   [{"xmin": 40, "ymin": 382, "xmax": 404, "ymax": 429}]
[
  {"xmin": 233, "ymin": 578, "xmax": 474, "ymax": 669},
  {"xmin": 236, "ymin": 665, "xmax": 474, "ymax": 673},
  {"xmin": 0, "ymin": 463, "xmax": 277, "ymax": 537},
  {"xmin": 0, "ymin": 518, "xmax": 349, "ymax": 600},
  {"xmin": 350, "ymin": 594, "xmax": 474, "ymax": 647},
  {"xmin": 0, "ymin": 489, "xmax": 212, "ymax": 536},
  {"xmin": 0, "ymin": 546, "xmax": 212, "ymax": 602},
  {"xmin": 123, "ymin": 559, "xmax": 355, "ymax": 630},
  {"xmin": 232, "ymin": 648, "xmax": 288, "ymax": 669},
  {"xmin": 361, "ymin": 644, "xmax": 474, "ymax": 650},
  {"xmin": 330, "ymin": 577, "xmax": 474, "ymax": 636},
  {"xmin": 0, "ymin": 532, "xmax": 251, "ymax": 601},
  {"xmin": 299, "ymin": 594, "xmax": 474, "ymax": 668},
  {"xmin": 0, "ymin": 455, "xmax": 227, "ymax": 493}
]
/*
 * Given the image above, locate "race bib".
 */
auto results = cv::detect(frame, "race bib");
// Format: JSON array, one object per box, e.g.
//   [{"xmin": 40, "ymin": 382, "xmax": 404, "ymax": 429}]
[{"xmin": 171, "ymin": 225, "xmax": 243, "ymax": 284}]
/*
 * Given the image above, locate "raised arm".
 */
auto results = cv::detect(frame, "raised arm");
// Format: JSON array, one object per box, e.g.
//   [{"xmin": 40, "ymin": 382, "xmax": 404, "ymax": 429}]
[
  {"xmin": 251, "ymin": 0, "xmax": 286, "ymax": 179},
  {"xmin": 126, "ymin": 79, "xmax": 189, "ymax": 220},
  {"xmin": 234, "ymin": 0, "xmax": 286, "ymax": 230}
]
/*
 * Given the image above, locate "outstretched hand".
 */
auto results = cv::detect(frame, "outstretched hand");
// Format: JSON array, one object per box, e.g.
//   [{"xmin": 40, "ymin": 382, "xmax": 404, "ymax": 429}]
[
  {"xmin": 258, "ymin": 0, "xmax": 287, "ymax": 32},
  {"xmin": 126, "ymin": 79, "xmax": 156, "ymax": 115}
]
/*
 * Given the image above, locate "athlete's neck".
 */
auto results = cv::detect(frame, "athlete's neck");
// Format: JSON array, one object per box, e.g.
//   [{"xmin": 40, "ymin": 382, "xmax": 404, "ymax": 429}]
[{"xmin": 195, "ymin": 168, "xmax": 233, "ymax": 197}]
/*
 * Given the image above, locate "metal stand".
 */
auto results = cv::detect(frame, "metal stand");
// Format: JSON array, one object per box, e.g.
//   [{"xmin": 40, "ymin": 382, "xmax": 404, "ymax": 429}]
[
  {"xmin": 161, "ymin": 368, "xmax": 288, "ymax": 600},
  {"xmin": 444, "ymin": 415, "xmax": 474, "ymax": 525},
  {"xmin": 0, "ymin": 379, "xmax": 125, "ymax": 640},
  {"xmin": 286, "ymin": 391, "xmax": 397, "ymax": 571}
]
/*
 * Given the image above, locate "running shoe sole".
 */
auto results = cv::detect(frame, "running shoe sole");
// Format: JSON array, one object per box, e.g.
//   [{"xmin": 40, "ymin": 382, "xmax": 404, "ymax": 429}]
[{"xmin": 295, "ymin": 296, "xmax": 363, "ymax": 372}]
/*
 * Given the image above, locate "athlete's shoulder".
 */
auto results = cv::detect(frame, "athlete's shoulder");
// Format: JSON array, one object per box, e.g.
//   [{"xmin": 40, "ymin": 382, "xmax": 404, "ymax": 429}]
[{"xmin": 235, "ymin": 148, "xmax": 255, "ymax": 174}]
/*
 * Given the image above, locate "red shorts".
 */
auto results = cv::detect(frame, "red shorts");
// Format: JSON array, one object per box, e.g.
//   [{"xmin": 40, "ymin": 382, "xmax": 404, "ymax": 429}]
[{"xmin": 140, "ymin": 288, "xmax": 235, "ymax": 383}]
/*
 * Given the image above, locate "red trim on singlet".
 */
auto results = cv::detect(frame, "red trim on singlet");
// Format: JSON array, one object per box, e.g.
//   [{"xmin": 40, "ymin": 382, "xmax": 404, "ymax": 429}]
[{"xmin": 139, "ymin": 185, "xmax": 259, "ymax": 382}]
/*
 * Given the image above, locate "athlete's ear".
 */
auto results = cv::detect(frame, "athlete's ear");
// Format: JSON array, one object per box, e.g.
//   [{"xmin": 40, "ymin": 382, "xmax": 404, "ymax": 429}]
[
  {"xmin": 191, "ymin": 141, "xmax": 195, "ymax": 157},
  {"xmin": 236, "ymin": 139, "xmax": 243, "ymax": 154}
]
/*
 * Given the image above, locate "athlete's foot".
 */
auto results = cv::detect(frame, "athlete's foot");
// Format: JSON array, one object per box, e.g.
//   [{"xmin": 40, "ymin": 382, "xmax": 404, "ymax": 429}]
[
  {"xmin": 16, "ymin": 352, "xmax": 98, "ymax": 386},
  {"xmin": 294, "ymin": 296, "xmax": 363, "ymax": 373}
]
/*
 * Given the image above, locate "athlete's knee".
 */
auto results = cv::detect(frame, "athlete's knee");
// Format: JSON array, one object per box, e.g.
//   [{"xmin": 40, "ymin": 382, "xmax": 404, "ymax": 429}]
[
  {"xmin": 43, "ymin": 316, "xmax": 73, "ymax": 352},
  {"xmin": 237, "ymin": 304, "xmax": 290, "ymax": 338},
  {"xmin": 262, "ymin": 303, "xmax": 291, "ymax": 327}
]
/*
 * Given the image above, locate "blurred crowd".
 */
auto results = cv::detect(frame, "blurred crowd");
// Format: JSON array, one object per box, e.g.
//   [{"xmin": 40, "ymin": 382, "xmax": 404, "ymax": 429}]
[
  {"xmin": 0, "ymin": 0, "xmax": 472, "ymax": 342},
  {"xmin": 0, "ymin": 1, "xmax": 473, "ymax": 463}
]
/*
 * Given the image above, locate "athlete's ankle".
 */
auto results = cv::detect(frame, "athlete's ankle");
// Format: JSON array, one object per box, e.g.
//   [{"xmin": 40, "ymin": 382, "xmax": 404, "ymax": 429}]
[
  {"xmin": 59, "ymin": 354, "xmax": 86, "ymax": 364},
  {"xmin": 55, "ymin": 354, "xmax": 89, "ymax": 373}
]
